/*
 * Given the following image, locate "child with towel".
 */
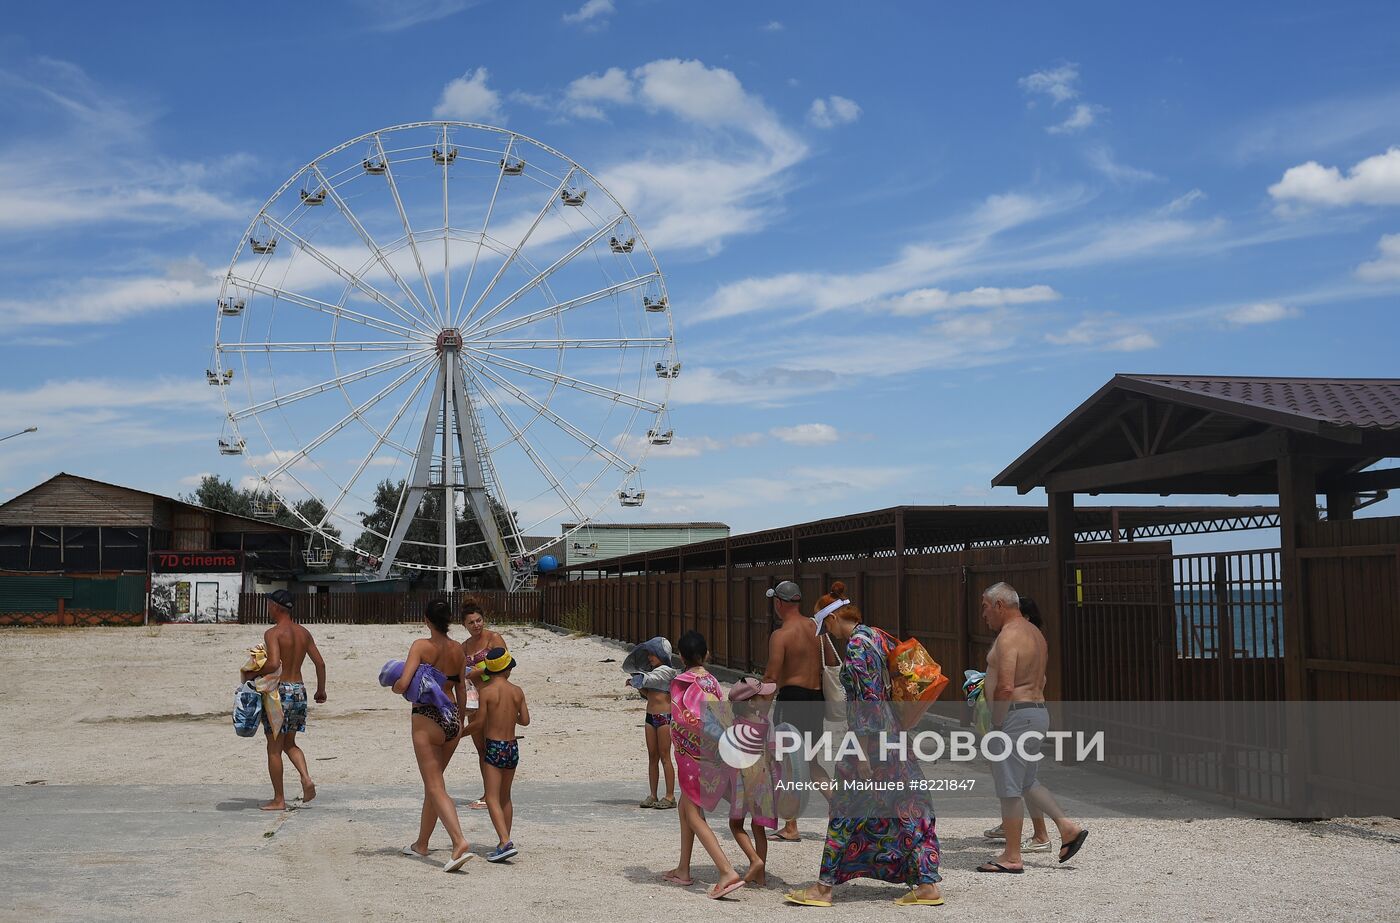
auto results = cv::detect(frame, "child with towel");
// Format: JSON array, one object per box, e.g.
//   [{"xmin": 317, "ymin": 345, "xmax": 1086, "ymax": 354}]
[
  {"xmin": 662, "ymin": 630, "xmax": 745, "ymax": 900},
  {"xmin": 623, "ymin": 636, "xmax": 679, "ymax": 809}
]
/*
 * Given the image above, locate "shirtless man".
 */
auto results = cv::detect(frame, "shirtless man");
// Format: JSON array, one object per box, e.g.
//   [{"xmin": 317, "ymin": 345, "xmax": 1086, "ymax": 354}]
[
  {"xmin": 241, "ymin": 589, "xmax": 327, "ymax": 811},
  {"xmin": 762, "ymin": 580, "xmax": 825, "ymax": 842},
  {"xmin": 976, "ymin": 582, "xmax": 1087, "ymax": 873},
  {"xmin": 464, "ymin": 648, "xmax": 530, "ymax": 862},
  {"xmin": 461, "ymin": 599, "xmax": 506, "ymax": 809}
]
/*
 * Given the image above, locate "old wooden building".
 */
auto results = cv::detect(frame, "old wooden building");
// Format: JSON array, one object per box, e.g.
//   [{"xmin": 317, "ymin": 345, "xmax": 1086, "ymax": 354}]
[{"xmin": 0, "ymin": 473, "xmax": 306, "ymax": 624}]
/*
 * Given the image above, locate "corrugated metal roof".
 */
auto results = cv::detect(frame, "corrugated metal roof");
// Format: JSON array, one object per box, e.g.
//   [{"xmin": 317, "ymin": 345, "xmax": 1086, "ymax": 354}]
[
  {"xmin": 993, "ymin": 375, "xmax": 1400, "ymax": 490},
  {"xmin": 0, "ymin": 473, "xmax": 307, "ymax": 534},
  {"xmin": 1120, "ymin": 376, "xmax": 1400, "ymax": 431}
]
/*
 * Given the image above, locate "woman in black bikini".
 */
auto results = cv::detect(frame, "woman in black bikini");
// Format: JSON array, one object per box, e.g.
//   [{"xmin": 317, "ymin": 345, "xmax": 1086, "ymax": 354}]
[{"xmin": 393, "ymin": 598, "xmax": 473, "ymax": 871}]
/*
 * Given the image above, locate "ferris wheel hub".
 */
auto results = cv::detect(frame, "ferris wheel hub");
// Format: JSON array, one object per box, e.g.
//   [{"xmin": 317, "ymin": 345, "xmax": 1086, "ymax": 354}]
[{"xmin": 435, "ymin": 328, "xmax": 464, "ymax": 355}]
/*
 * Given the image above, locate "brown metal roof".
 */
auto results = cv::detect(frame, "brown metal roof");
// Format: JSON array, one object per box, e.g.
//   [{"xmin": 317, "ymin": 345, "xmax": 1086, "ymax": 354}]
[
  {"xmin": 994, "ymin": 375, "xmax": 1400, "ymax": 494},
  {"xmin": 1118, "ymin": 376, "xmax": 1400, "ymax": 432},
  {"xmin": 563, "ymin": 503, "xmax": 1279, "ymax": 572}
]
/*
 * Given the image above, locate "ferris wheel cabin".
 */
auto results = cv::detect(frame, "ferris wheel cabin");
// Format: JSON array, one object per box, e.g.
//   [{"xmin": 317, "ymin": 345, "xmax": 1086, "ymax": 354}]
[
  {"xmin": 206, "ymin": 369, "xmax": 233, "ymax": 386},
  {"xmin": 432, "ymin": 146, "xmax": 458, "ymax": 165},
  {"xmin": 643, "ymin": 295, "xmax": 667, "ymax": 312},
  {"xmin": 362, "ymin": 157, "xmax": 386, "ymax": 175},
  {"xmin": 655, "ymin": 361, "xmax": 681, "ymax": 379},
  {"xmin": 218, "ymin": 298, "xmax": 245, "ymax": 317},
  {"xmin": 299, "ymin": 187, "xmax": 327, "ymax": 206},
  {"xmin": 217, "ymin": 437, "xmax": 245, "ymax": 456},
  {"xmin": 610, "ymin": 236, "xmax": 635, "ymax": 253},
  {"xmin": 561, "ymin": 189, "xmax": 587, "ymax": 206},
  {"xmin": 500, "ymin": 157, "xmax": 525, "ymax": 175},
  {"xmin": 647, "ymin": 429, "xmax": 674, "ymax": 445},
  {"xmin": 249, "ymin": 236, "xmax": 277, "ymax": 255},
  {"xmin": 618, "ymin": 489, "xmax": 646, "ymax": 507}
]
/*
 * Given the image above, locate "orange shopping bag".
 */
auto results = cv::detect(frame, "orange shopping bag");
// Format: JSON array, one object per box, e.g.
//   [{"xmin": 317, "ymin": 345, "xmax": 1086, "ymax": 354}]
[{"xmin": 873, "ymin": 629, "xmax": 950, "ymax": 730}]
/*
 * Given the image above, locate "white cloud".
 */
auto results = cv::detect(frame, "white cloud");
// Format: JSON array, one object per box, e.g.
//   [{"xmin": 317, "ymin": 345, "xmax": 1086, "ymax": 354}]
[
  {"xmin": 564, "ymin": 67, "xmax": 633, "ymax": 118},
  {"xmin": 563, "ymin": 0, "xmax": 614, "ymax": 24},
  {"xmin": 763, "ymin": 20, "xmax": 784, "ymax": 31},
  {"xmin": 1269, "ymin": 147, "xmax": 1400, "ymax": 207},
  {"xmin": 357, "ymin": 0, "xmax": 475, "ymax": 31},
  {"xmin": 1019, "ymin": 64, "xmax": 1106, "ymax": 135},
  {"xmin": 1019, "ymin": 64, "xmax": 1081, "ymax": 104},
  {"xmin": 1045, "ymin": 315, "xmax": 1158, "ymax": 352},
  {"xmin": 1047, "ymin": 103, "xmax": 1103, "ymax": 135},
  {"xmin": 0, "ymin": 58, "xmax": 248, "ymax": 233},
  {"xmin": 885, "ymin": 284, "xmax": 1060, "ymax": 316},
  {"xmin": 583, "ymin": 58, "xmax": 807, "ymax": 252},
  {"xmin": 698, "ymin": 191, "xmax": 1074, "ymax": 322},
  {"xmin": 613, "ymin": 432, "xmax": 723, "ymax": 458},
  {"xmin": 0, "ymin": 259, "xmax": 221, "ymax": 331},
  {"xmin": 432, "ymin": 67, "xmax": 502, "ymax": 122},
  {"xmin": 770, "ymin": 423, "xmax": 839, "ymax": 445},
  {"xmin": 1224, "ymin": 302, "xmax": 1300, "ymax": 326},
  {"xmin": 1356, "ymin": 233, "xmax": 1400, "ymax": 281},
  {"xmin": 807, "ymin": 95, "xmax": 861, "ymax": 129},
  {"xmin": 1160, "ymin": 189, "xmax": 1206, "ymax": 214},
  {"xmin": 1086, "ymin": 146, "xmax": 1160, "ymax": 183}
]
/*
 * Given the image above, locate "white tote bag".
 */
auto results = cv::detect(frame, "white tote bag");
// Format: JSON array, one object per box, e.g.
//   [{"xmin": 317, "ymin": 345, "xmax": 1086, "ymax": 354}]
[{"xmin": 822, "ymin": 634, "xmax": 847, "ymax": 723}]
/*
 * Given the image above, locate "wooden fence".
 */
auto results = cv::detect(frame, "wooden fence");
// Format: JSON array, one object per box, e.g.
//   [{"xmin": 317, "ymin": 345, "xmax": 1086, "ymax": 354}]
[{"xmin": 540, "ymin": 543, "xmax": 1054, "ymax": 684}]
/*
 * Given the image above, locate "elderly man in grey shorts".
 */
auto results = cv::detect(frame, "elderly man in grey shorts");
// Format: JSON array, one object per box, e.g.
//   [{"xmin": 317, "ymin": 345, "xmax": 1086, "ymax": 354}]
[{"xmin": 976, "ymin": 582, "xmax": 1088, "ymax": 873}]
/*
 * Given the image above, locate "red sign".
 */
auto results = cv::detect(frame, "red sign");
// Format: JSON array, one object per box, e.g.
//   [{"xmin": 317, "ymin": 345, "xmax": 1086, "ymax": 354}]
[{"xmin": 150, "ymin": 551, "xmax": 243, "ymax": 573}]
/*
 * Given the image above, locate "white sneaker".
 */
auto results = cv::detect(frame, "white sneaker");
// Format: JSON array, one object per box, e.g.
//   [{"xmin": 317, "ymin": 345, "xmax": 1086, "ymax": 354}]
[{"xmin": 1023, "ymin": 837, "xmax": 1053, "ymax": 852}]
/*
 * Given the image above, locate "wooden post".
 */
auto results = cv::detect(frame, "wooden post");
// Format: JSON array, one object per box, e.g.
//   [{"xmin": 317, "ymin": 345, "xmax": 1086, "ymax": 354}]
[
  {"xmin": 1045, "ymin": 490, "xmax": 1076, "ymax": 702},
  {"xmin": 894, "ymin": 508, "xmax": 907, "ymax": 638},
  {"xmin": 1277, "ymin": 450, "xmax": 1316, "ymax": 702},
  {"xmin": 1277, "ymin": 447, "xmax": 1317, "ymax": 815},
  {"xmin": 1324, "ymin": 491, "xmax": 1354, "ymax": 522}
]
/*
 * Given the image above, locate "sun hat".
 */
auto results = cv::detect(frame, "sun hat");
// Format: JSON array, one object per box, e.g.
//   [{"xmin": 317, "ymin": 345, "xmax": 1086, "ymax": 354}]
[
  {"xmin": 765, "ymin": 580, "xmax": 801, "ymax": 602},
  {"xmin": 728, "ymin": 677, "xmax": 777, "ymax": 702},
  {"xmin": 481, "ymin": 647, "xmax": 516, "ymax": 676}
]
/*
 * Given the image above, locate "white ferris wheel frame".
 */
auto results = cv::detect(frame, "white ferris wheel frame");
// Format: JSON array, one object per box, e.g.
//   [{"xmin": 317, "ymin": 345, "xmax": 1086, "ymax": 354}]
[{"xmin": 211, "ymin": 121, "xmax": 676, "ymax": 590}]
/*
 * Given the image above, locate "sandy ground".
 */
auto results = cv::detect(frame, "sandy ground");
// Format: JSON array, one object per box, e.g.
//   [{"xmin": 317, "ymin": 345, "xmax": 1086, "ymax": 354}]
[{"xmin": 1, "ymin": 622, "xmax": 1398, "ymax": 922}]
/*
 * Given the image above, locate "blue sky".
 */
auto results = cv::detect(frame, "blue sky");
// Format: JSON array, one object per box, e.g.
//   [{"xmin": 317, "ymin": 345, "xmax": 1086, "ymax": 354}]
[{"xmin": 3, "ymin": 1, "xmax": 1400, "ymax": 543}]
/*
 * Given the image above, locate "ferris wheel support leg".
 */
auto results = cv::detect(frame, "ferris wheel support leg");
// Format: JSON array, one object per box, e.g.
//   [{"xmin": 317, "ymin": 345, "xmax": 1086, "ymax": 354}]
[
  {"xmin": 449, "ymin": 360, "xmax": 513, "ymax": 591},
  {"xmin": 376, "ymin": 362, "xmax": 450, "ymax": 583}
]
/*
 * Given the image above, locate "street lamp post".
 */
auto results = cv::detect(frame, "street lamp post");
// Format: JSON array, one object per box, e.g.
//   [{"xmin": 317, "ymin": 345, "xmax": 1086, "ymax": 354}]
[{"xmin": 0, "ymin": 426, "xmax": 38, "ymax": 444}]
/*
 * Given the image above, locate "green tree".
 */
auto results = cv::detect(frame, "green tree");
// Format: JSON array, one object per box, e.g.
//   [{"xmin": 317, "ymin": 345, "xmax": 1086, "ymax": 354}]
[
  {"xmin": 181, "ymin": 475, "xmax": 253, "ymax": 518},
  {"xmin": 354, "ymin": 478, "xmax": 518, "ymax": 585}
]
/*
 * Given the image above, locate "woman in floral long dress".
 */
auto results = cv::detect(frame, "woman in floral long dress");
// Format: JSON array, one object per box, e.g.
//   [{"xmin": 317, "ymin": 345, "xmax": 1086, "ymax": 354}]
[{"xmin": 784, "ymin": 601, "xmax": 944, "ymax": 907}]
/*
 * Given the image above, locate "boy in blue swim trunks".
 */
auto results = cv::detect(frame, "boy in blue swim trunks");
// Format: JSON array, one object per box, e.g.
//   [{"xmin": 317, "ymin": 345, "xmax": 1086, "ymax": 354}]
[
  {"xmin": 241, "ymin": 589, "xmax": 327, "ymax": 812},
  {"xmin": 465, "ymin": 648, "xmax": 529, "ymax": 862}
]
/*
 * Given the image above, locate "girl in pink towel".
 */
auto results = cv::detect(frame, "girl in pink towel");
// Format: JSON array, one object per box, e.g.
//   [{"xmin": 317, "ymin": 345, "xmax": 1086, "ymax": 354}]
[{"xmin": 662, "ymin": 630, "xmax": 745, "ymax": 900}]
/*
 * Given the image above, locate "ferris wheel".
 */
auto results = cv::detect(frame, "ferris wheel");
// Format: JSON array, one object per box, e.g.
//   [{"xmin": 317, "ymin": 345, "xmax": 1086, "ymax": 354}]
[{"xmin": 210, "ymin": 122, "xmax": 678, "ymax": 590}]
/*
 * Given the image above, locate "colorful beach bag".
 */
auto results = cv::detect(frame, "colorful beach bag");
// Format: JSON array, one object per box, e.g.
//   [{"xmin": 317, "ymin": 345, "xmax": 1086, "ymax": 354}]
[
  {"xmin": 233, "ymin": 681, "xmax": 263, "ymax": 737},
  {"xmin": 872, "ymin": 628, "xmax": 950, "ymax": 730}
]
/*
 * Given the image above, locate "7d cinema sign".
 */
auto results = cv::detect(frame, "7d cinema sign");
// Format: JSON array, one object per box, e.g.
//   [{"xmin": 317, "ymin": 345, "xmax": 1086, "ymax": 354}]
[{"xmin": 150, "ymin": 551, "xmax": 243, "ymax": 573}]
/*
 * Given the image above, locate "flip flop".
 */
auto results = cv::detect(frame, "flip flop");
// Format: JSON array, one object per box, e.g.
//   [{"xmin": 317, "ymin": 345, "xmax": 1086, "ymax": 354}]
[
  {"xmin": 1058, "ymin": 829, "xmax": 1089, "ymax": 864},
  {"xmin": 894, "ymin": 891, "xmax": 945, "ymax": 906},
  {"xmin": 975, "ymin": 862, "xmax": 1024, "ymax": 874},
  {"xmin": 661, "ymin": 872, "xmax": 694, "ymax": 886},
  {"xmin": 400, "ymin": 844, "xmax": 428, "ymax": 857},
  {"xmin": 443, "ymin": 852, "xmax": 475, "ymax": 873},
  {"xmin": 771, "ymin": 832, "xmax": 802, "ymax": 843},
  {"xmin": 708, "ymin": 879, "xmax": 746, "ymax": 900},
  {"xmin": 468, "ymin": 799, "xmax": 488, "ymax": 810},
  {"xmin": 783, "ymin": 890, "xmax": 833, "ymax": 907}
]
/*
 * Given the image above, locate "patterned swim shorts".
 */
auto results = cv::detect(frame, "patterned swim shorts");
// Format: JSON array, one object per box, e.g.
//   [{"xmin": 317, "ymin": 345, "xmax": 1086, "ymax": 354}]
[
  {"xmin": 645, "ymin": 712, "xmax": 673, "ymax": 729},
  {"xmin": 265, "ymin": 682, "xmax": 308, "ymax": 736},
  {"xmin": 483, "ymin": 738, "xmax": 520, "ymax": 770}
]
